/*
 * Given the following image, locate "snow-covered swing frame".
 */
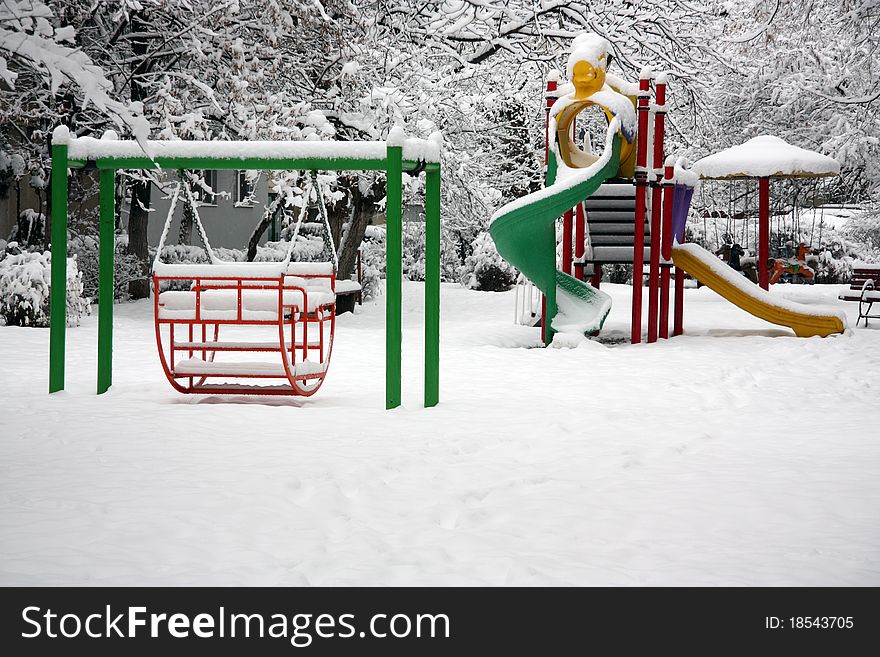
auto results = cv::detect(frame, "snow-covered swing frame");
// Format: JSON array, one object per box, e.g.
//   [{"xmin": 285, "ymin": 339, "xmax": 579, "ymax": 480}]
[{"xmin": 48, "ymin": 126, "xmax": 442, "ymax": 409}]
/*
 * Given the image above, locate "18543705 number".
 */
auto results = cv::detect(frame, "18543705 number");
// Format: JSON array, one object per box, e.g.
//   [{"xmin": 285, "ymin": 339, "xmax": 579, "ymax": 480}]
[{"xmin": 790, "ymin": 617, "xmax": 853, "ymax": 629}]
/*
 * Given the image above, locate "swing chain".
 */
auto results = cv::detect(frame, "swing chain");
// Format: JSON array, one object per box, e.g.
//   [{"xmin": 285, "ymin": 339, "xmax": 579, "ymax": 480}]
[{"xmin": 310, "ymin": 170, "xmax": 339, "ymax": 272}]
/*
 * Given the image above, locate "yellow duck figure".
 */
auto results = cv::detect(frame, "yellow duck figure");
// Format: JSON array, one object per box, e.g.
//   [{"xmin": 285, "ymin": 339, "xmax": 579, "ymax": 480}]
[{"xmin": 554, "ymin": 37, "xmax": 637, "ymax": 179}]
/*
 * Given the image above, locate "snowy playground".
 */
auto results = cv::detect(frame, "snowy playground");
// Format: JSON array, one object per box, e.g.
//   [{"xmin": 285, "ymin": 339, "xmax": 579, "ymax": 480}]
[
  {"xmin": 2, "ymin": 281, "xmax": 878, "ymax": 586},
  {"xmin": 3, "ymin": 2, "xmax": 880, "ymax": 592}
]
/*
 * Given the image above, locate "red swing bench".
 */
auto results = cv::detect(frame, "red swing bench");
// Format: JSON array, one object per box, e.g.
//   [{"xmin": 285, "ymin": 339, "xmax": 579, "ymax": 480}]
[
  {"xmin": 153, "ymin": 261, "xmax": 335, "ymax": 396},
  {"xmin": 152, "ymin": 174, "xmax": 337, "ymax": 396}
]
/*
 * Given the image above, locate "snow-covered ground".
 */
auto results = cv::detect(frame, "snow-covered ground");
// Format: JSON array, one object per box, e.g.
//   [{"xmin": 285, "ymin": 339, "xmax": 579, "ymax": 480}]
[{"xmin": 1, "ymin": 281, "xmax": 878, "ymax": 585}]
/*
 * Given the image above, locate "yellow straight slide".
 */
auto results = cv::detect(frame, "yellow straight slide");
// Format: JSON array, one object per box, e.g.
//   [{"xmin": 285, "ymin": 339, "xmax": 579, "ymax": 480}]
[{"xmin": 671, "ymin": 243, "xmax": 846, "ymax": 337}]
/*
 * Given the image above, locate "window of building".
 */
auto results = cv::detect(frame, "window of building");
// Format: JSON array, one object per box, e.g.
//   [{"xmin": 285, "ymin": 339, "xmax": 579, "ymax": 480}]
[
  {"xmin": 235, "ymin": 171, "xmax": 256, "ymax": 207},
  {"xmin": 193, "ymin": 170, "xmax": 218, "ymax": 205}
]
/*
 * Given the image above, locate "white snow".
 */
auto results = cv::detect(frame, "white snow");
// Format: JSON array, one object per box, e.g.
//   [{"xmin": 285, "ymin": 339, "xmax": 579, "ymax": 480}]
[
  {"xmin": 671, "ymin": 157, "xmax": 700, "ymax": 187},
  {"xmin": 566, "ymin": 34, "xmax": 611, "ymax": 80},
  {"xmin": 286, "ymin": 262, "xmax": 334, "ymax": 276},
  {"xmin": 335, "ymin": 279, "xmax": 362, "ymax": 294},
  {"xmin": 551, "ymin": 282, "xmax": 612, "ymax": 337},
  {"xmin": 51, "ymin": 124, "xmax": 70, "ymax": 145},
  {"xmin": 340, "ymin": 61, "xmax": 360, "ymax": 77},
  {"xmin": 386, "ymin": 126, "xmax": 407, "ymax": 147},
  {"xmin": 153, "ymin": 261, "xmax": 335, "ymax": 278},
  {"xmin": 153, "ymin": 261, "xmax": 286, "ymax": 278},
  {"xmin": 2, "ymin": 281, "xmax": 878, "ymax": 585},
  {"xmin": 174, "ymin": 358, "xmax": 327, "ymax": 378},
  {"xmin": 61, "ymin": 134, "xmax": 441, "ymax": 164},
  {"xmin": 604, "ymin": 72, "xmax": 640, "ymax": 97},
  {"xmin": 693, "ymin": 135, "xmax": 841, "ymax": 179},
  {"xmin": 157, "ymin": 286, "xmax": 335, "ymax": 318}
]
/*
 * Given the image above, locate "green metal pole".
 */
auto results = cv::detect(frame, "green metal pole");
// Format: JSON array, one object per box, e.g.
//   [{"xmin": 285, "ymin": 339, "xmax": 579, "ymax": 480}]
[
  {"xmin": 424, "ymin": 165, "xmax": 441, "ymax": 407},
  {"xmin": 49, "ymin": 138, "xmax": 68, "ymax": 393},
  {"xmin": 385, "ymin": 145, "xmax": 403, "ymax": 409},
  {"xmin": 544, "ymin": 152, "xmax": 558, "ymax": 346},
  {"xmin": 97, "ymin": 168, "xmax": 115, "ymax": 394}
]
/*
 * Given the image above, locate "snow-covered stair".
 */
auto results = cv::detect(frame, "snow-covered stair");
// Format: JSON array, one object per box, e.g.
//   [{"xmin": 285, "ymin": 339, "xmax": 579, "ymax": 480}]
[{"xmin": 575, "ymin": 180, "xmax": 651, "ymax": 268}]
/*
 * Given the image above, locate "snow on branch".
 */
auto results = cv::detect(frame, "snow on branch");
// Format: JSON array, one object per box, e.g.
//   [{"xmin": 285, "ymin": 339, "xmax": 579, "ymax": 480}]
[{"xmin": 0, "ymin": 0, "xmax": 149, "ymax": 144}]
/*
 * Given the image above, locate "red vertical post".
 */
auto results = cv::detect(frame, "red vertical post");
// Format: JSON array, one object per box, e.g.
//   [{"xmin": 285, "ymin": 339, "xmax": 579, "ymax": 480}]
[
  {"xmin": 647, "ymin": 76, "xmax": 666, "ymax": 343},
  {"xmin": 659, "ymin": 159, "xmax": 674, "ymax": 339},
  {"xmin": 673, "ymin": 268, "xmax": 684, "ymax": 336},
  {"xmin": 575, "ymin": 203, "xmax": 586, "ymax": 281},
  {"xmin": 632, "ymin": 71, "xmax": 652, "ymax": 344},
  {"xmin": 562, "ymin": 209, "xmax": 573, "ymax": 275},
  {"xmin": 758, "ymin": 176, "xmax": 770, "ymax": 290},
  {"xmin": 562, "ymin": 107, "xmax": 576, "ymax": 276},
  {"xmin": 541, "ymin": 74, "xmax": 559, "ymax": 343},
  {"xmin": 545, "ymin": 76, "xmax": 557, "ymax": 166}
]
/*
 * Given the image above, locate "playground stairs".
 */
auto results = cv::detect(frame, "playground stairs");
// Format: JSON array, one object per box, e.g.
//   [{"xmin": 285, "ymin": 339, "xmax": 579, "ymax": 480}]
[{"xmin": 573, "ymin": 180, "xmax": 651, "ymax": 273}]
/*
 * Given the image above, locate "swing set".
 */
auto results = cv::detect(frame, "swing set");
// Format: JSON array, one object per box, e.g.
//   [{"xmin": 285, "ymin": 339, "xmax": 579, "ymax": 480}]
[
  {"xmin": 48, "ymin": 126, "xmax": 442, "ymax": 409},
  {"xmin": 152, "ymin": 171, "xmax": 339, "ymax": 397}
]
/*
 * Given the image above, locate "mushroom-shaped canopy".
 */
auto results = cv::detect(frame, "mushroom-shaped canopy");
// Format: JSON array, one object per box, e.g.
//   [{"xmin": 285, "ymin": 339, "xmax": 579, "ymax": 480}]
[{"xmin": 692, "ymin": 135, "xmax": 840, "ymax": 180}]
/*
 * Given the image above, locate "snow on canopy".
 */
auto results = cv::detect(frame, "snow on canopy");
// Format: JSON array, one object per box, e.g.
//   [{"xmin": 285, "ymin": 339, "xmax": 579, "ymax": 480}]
[{"xmin": 692, "ymin": 136, "xmax": 840, "ymax": 180}]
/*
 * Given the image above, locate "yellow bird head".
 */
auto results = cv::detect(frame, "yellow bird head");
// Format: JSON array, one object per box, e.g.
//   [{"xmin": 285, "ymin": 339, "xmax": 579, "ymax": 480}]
[{"xmin": 572, "ymin": 57, "xmax": 606, "ymax": 99}]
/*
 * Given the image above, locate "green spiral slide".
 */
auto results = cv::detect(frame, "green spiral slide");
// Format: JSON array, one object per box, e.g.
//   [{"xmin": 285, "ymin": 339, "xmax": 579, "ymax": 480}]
[{"xmin": 490, "ymin": 126, "xmax": 622, "ymax": 344}]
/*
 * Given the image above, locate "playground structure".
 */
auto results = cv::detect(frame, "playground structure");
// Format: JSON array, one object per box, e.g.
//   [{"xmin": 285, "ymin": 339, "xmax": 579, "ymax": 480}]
[
  {"xmin": 48, "ymin": 126, "xmax": 442, "ymax": 408},
  {"xmin": 491, "ymin": 35, "xmax": 846, "ymax": 343}
]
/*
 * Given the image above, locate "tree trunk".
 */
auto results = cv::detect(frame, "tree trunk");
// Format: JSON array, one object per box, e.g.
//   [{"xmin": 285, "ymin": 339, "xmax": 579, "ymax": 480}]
[
  {"xmin": 126, "ymin": 9, "xmax": 152, "ymax": 298},
  {"xmin": 327, "ymin": 197, "xmax": 346, "ymax": 254},
  {"xmin": 246, "ymin": 193, "xmax": 283, "ymax": 261},
  {"xmin": 337, "ymin": 182, "xmax": 381, "ymax": 280},
  {"xmin": 179, "ymin": 179, "xmax": 194, "ymax": 246},
  {"xmin": 127, "ymin": 178, "xmax": 151, "ymax": 298}
]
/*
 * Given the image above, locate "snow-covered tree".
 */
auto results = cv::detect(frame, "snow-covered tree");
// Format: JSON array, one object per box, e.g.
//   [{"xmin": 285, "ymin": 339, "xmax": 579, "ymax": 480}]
[{"xmin": 709, "ymin": 0, "xmax": 880, "ymax": 203}]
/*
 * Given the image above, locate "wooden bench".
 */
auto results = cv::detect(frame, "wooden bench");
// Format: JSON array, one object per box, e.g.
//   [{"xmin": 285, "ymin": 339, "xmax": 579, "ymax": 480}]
[{"xmin": 838, "ymin": 266, "xmax": 880, "ymax": 326}]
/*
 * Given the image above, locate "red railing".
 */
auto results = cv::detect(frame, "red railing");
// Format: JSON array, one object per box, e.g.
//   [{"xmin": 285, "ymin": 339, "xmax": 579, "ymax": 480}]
[{"xmin": 152, "ymin": 272, "xmax": 335, "ymax": 396}]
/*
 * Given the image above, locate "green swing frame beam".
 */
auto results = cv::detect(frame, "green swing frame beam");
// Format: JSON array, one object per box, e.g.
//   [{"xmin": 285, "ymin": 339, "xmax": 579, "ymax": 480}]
[{"xmin": 49, "ymin": 141, "xmax": 441, "ymax": 409}]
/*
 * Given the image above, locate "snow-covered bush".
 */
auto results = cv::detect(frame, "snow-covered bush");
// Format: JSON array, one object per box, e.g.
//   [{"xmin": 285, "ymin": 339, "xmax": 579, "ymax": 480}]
[
  {"xmin": 843, "ymin": 211, "xmax": 880, "ymax": 263},
  {"xmin": 604, "ymin": 264, "xmax": 632, "ymax": 285},
  {"xmin": 459, "ymin": 231, "xmax": 518, "ymax": 292},
  {"xmin": 69, "ymin": 235, "xmax": 145, "ymax": 301},
  {"xmin": 0, "ymin": 251, "xmax": 89, "ymax": 327},
  {"xmin": 358, "ymin": 225, "xmax": 385, "ymax": 301},
  {"xmin": 8, "ymin": 209, "xmax": 45, "ymax": 248},
  {"xmin": 402, "ymin": 223, "xmax": 426, "ymax": 282}
]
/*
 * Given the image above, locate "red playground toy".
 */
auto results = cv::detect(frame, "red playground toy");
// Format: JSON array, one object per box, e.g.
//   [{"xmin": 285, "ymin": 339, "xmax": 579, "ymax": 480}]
[
  {"xmin": 768, "ymin": 242, "xmax": 815, "ymax": 285},
  {"xmin": 151, "ymin": 176, "xmax": 336, "ymax": 397}
]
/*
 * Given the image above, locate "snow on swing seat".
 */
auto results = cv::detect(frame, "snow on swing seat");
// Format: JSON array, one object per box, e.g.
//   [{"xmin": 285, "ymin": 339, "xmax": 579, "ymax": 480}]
[
  {"xmin": 156, "ymin": 261, "xmax": 336, "ymax": 319},
  {"xmin": 335, "ymin": 278, "xmax": 362, "ymax": 294},
  {"xmin": 157, "ymin": 285, "xmax": 335, "ymax": 320},
  {"xmin": 152, "ymin": 260, "xmax": 335, "ymax": 278},
  {"xmin": 173, "ymin": 357, "xmax": 328, "ymax": 378}
]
